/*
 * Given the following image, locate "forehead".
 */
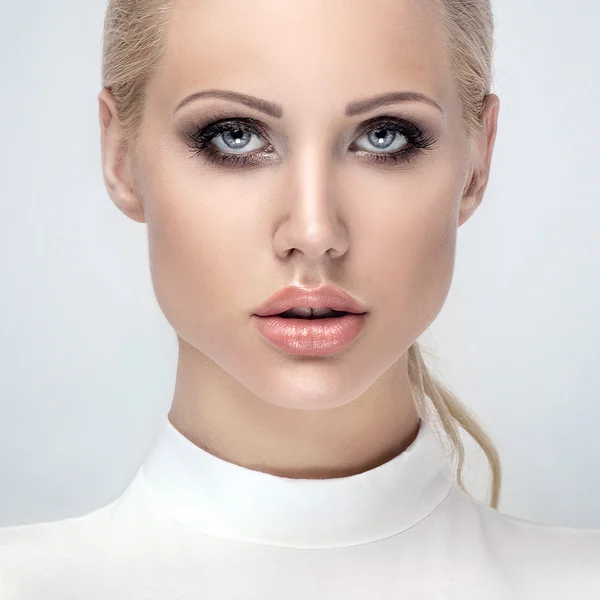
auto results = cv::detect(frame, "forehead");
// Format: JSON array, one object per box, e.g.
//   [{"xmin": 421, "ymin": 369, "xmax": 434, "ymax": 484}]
[{"xmin": 152, "ymin": 0, "xmax": 455, "ymax": 116}]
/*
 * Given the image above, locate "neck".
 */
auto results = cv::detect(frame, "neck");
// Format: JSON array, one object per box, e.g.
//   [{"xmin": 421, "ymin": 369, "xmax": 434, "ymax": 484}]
[{"xmin": 168, "ymin": 338, "xmax": 421, "ymax": 480}]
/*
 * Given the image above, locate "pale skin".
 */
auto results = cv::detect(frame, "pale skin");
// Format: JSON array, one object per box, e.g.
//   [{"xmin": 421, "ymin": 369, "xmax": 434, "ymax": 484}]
[{"xmin": 99, "ymin": 0, "xmax": 499, "ymax": 479}]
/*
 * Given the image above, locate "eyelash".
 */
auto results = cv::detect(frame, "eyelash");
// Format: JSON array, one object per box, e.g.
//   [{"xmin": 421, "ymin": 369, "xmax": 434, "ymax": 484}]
[{"xmin": 185, "ymin": 115, "xmax": 437, "ymax": 168}]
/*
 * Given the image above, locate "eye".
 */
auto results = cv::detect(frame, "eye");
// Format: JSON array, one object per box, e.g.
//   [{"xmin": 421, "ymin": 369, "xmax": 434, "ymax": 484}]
[
  {"xmin": 355, "ymin": 123, "xmax": 409, "ymax": 153},
  {"xmin": 186, "ymin": 118, "xmax": 274, "ymax": 168},
  {"xmin": 206, "ymin": 122, "xmax": 265, "ymax": 154},
  {"xmin": 185, "ymin": 116, "xmax": 436, "ymax": 168},
  {"xmin": 350, "ymin": 117, "xmax": 437, "ymax": 165}
]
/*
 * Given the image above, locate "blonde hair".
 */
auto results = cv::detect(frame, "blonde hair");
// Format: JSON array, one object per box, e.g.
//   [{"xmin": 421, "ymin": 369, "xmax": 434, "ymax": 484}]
[{"xmin": 101, "ymin": 0, "xmax": 502, "ymax": 509}]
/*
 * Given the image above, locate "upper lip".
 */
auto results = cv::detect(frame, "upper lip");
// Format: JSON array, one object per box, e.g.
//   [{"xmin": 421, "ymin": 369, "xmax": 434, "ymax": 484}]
[{"xmin": 253, "ymin": 284, "xmax": 368, "ymax": 317}]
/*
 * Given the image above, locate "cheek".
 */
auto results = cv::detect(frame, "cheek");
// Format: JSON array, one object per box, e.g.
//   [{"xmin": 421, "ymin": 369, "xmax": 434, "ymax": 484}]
[
  {"xmin": 137, "ymin": 152, "xmax": 262, "ymax": 343},
  {"xmin": 355, "ymin": 176, "xmax": 460, "ymax": 334}
]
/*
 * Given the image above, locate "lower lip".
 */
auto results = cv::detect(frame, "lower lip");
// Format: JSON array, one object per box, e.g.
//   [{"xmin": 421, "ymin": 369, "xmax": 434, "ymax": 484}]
[{"xmin": 252, "ymin": 313, "xmax": 367, "ymax": 356}]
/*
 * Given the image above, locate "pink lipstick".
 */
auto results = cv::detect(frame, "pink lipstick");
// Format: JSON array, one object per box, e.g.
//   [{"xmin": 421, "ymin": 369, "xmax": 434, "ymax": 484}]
[{"xmin": 252, "ymin": 284, "xmax": 368, "ymax": 356}]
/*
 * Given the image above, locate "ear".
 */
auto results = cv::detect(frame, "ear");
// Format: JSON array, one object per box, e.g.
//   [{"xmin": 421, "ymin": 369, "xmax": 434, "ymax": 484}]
[
  {"xmin": 98, "ymin": 88, "xmax": 146, "ymax": 223},
  {"xmin": 458, "ymin": 93, "xmax": 500, "ymax": 227}
]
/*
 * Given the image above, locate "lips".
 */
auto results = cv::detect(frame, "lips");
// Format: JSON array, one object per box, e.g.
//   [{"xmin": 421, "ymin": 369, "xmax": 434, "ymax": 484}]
[{"xmin": 252, "ymin": 284, "xmax": 368, "ymax": 318}]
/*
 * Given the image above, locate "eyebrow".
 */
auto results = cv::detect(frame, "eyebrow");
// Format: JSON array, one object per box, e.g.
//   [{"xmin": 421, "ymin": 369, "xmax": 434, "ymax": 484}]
[{"xmin": 173, "ymin": 89, "xmax": 444, "ymax": 117}]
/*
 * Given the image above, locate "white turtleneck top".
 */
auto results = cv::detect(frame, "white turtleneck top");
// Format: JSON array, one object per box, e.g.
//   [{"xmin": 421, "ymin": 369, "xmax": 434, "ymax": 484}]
[{"xmin": 0, "ymin": 416, "xmax": 599, "ymax": 599}]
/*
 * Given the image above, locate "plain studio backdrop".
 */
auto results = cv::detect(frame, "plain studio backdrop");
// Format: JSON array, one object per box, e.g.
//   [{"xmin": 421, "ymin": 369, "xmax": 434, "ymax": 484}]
[{"xmin": 0, "ymin": 0, "xmax": 599, "ymax": 529}]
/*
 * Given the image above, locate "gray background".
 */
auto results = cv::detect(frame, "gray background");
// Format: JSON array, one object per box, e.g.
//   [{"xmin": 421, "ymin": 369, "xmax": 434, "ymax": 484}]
[{"xmin": 1, "ymin": 0, "xmax": 599, "ymax": 528}]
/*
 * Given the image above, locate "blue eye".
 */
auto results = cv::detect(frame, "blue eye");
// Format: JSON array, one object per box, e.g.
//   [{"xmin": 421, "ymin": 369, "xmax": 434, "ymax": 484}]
[
  {"xmin": 356, "ymin": 124, "xmax": 409, "ymax": 153},
  {"xmin": 185, "ymin": 116, "xmax": 436, "ymax": 168},
  {"xmin": 208, "ymin": 123, "xmax": 264, "ymax": 154}
]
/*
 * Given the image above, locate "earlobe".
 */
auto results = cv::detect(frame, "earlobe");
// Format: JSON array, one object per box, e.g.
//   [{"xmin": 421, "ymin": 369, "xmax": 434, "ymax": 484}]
[
  {"xmin": 98, "ymin": 88, "xmax": 146, "ymax": 223},
  {"xmin": 458, "ymin": 170, "xmax": 480, "ymax": 227}
]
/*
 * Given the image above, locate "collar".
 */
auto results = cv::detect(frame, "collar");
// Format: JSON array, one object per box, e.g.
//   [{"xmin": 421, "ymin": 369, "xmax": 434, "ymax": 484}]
[{"xmin": 138, "ymin": 416, "xmax": 454, "ymax": 549}]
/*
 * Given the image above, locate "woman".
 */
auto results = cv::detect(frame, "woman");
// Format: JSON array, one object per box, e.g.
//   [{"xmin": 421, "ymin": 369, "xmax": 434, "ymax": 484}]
[{"xmin": 1, "ymin": 0, "xmax": 598, "ymax": 597}]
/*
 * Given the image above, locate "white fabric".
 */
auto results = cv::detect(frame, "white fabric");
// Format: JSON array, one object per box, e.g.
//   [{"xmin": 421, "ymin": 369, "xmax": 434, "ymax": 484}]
[{"xmin": 1, "ymin": 416, "xmax": 599, "ymax": 599}]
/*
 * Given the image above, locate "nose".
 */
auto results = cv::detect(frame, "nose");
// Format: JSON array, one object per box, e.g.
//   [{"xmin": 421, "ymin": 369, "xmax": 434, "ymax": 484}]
[{"xmin": 272, "ymin": 144, "xmax": 350, "ymax": 261}]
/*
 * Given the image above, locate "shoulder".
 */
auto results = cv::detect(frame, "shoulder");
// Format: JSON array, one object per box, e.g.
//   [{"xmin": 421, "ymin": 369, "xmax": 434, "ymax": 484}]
[
  {"xmin": 0, "ymin": 473, "xmax": 149, "ymax": 554},
  {"xmin": 0, "ymin": 499, "xmax": 117, "ymax": 548},
  {"xmin": 0, "ymin": 513, "xmax": 97, "ymax": 598},
  {"xmin": 444, "ymin": 484, "xmax": 600, "ymax": 594},
  {"xmin": 0, "ymin": 477, "xmax": 145, "ymax": 597}
]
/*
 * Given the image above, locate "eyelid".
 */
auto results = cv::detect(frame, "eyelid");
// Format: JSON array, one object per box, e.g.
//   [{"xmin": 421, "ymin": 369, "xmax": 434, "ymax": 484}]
[{"xmin": 182, "ymin": 108, "xmax": 285, "ymax": 145}]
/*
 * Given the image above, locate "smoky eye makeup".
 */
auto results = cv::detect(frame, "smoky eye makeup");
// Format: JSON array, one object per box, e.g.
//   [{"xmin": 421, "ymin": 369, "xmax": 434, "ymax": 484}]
[{"xmin": 180, "ymin": 108, "xmax": 439, "ymax": 170}]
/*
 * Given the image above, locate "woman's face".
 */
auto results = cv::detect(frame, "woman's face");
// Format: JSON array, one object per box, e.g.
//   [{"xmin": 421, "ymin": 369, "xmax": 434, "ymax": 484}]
[{"xmin": 105, "ymin": 0, "xmax": 497, "ymax": 412}]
